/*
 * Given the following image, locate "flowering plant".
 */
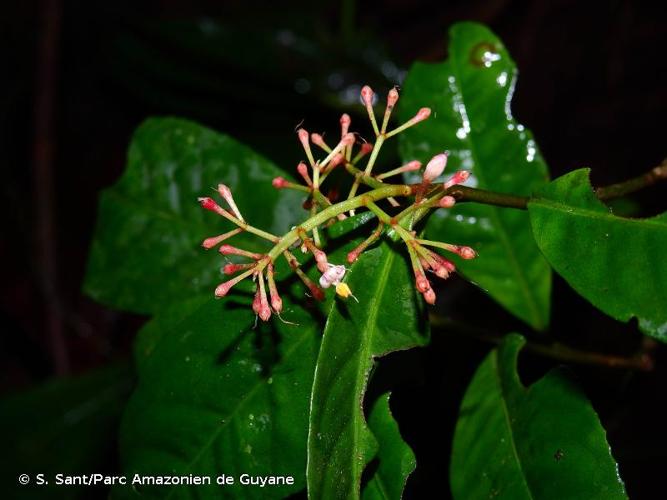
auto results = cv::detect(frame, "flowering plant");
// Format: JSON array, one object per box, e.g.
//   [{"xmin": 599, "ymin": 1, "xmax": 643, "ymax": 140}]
[
  {"xmin": 198, "ymin": 85, "xmax": 477, "ymax": 321},
  {"xmin": 79, "ymin": 22, "xmax": 665, "ymax": 500}
]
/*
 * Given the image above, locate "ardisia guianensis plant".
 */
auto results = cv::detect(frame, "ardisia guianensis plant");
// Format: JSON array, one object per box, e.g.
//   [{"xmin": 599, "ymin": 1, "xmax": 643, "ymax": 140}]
[
  {"xmin": 78, "ymin": 22, "xmax": 667, "ymax": 500},
  {"xmin": 198, "ymin": 86, "xmax": 478, "ymax": 320}
]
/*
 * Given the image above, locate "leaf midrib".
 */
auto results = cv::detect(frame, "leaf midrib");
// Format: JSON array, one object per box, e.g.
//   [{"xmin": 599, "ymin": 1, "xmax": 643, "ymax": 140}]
[
  {"xmin": 491, "ymin": 353, "xmax": 535, "ymax": 500},
  {"xmin": 448, "ymin": 56, "xmax": 545, "ymax": 328},
  {"xmin": 531, "ymin": 198, "xmax": 667, "ymax": 229},
  {"xmin": 152, "ymin": 313, "xmax": 313, "ymax": 499},
  {"xmin": 351, "ymin": 249, "xmax": 396, "ymax": 496}
]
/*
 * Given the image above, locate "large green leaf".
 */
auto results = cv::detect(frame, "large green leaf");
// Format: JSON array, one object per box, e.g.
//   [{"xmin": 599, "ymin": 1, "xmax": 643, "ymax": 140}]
[
  {"xmin": 307, "ymin": 241, "xmax": 428, "ymax": 499},
  {"xmin": 84, "ymin": 117, "xmax": 305, "ymax": 314},
  {"xmin": 451, "ymin": 334, "xmax": 627, "ymax": 499},
  {"xmin": 399, "ymin": 22, "xmax": 551, "ymax": 330},
  {"xmin": 528, "ymin": 168, "xmax": 667, "ymax": 340},
  {"xmin": 113, "ymin": 296, "xmax": 319, "ymax": 499},
  {"xmin": 361, "ymin": 393, "xmax": 416, "ymax": 500},
  {"xmin": 0, "ymin": 362, "xmax": 133, "ymax": 500}
]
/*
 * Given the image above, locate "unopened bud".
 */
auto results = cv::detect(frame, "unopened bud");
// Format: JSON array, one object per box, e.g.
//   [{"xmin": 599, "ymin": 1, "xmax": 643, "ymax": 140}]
[
  {"xmin": 413, "ymin": 107, "xmax": 431, "ymax": 123},
  {"xmin": 423, "ymin": 153, "xmax": 448, "ymax": 182},
  {"xmin": 439, "ymin": 195, "xmax": 456, "ymax": 208},
  {"xmin": 458, "ymin": 246, "xmax": 477, "ymax": 260},
  {"xmin": 258, "ymin": 303, "xmax": 272, "ymax": 322},
  {"xmin": 341, "ymin": 132, "xmax": 355, "ymax": 146},
  {"xmin": 272, "ymin": 176, "xmax": 289, "ymax": 189},
  {"xmin": 311, "ymin": 133, "xmax": 327, "ymax": 148},
  {"xmin": 415, "ymin": 273, "xmax": 430, "ymax": 293},
  {"xmin": 297, "ymin": 128, "xmax": 309, "ymax": 145},
  {"xmin": 387, "ymin": 88, "xmax": 399, "ymax": 107},
  {"xmin": 270, "ymin": 294, "xmax": 283, "ymax": 314},
  {"xmin": 405, "ymin": 160, "xmax": 421, "ymax": 172},
  {"xmin": 361, "ymin": 85, "xmax": 374, "ymax": 107},
  {"xmin": 198, "ymin": 197, "xmax": 220, "ymax": 212},
  {"xmin": 215, "ymin": 282, "xmax": 234, "ymax": 297},
  {"xmin": 297, "ymin": 161, "xmax": 313, "ymax": 187},
  {"xmin": 340, "ymin": 113, "xmax": 351, "ymax": 136},
  {"xmin": 223, "ymin": 263, "xmax": 248, "ymax": 275},
  {"xmin": 217, "ymin": 184, "xmax": 243, "ymax": 221},
  {"xmin": 360, "ymin": 143, "xmax": 373, "ymax": 155},
  {"xmin": 423, "ymin": 288, "xmax": 436, "ymax": 305},
  {"xmin": 444, "ymin": 170, "xmax": 470, "ymax": 189}
]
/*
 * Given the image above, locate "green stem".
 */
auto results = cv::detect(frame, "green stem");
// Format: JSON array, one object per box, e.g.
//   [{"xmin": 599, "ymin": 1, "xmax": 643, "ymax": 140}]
[{"xmin": 266, "ymin": 184, "xmax": 411, "ymax": 262}]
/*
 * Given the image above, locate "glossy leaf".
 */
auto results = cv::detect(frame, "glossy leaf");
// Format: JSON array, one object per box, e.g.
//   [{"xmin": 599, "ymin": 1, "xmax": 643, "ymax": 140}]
[
  {"xmin": 307, "ymin": 241, "xmax": 429, "ymax": 499},
  {"xmin": 399, "ymin": 22, "xmax": 551, "ymax": 330},
  {"xmin": 528, "ymin": 168, "xmax": 667, "ymax": 340},
  {"xmin": 0, "ymin": 363, "xmax": 133, "ymax": 500},
  {"xmin": 451, "ymin": 334, "xmax": 627, "ymax": 499},
  {"xmin": 84, "ymin": 117, "xmax": 305, "ymax": 314},
  {"xmin": 114, "ymin": 296, "xmax": 319, "ymax": 499},
  {"xmin": 361, "ymin": 393, "xmax": 416, "ymax": 500}
]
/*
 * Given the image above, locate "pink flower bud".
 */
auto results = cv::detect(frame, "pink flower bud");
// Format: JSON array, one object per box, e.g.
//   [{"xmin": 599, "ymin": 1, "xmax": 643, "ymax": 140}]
[
  {"xmin": 431, "ymin": 261, "xmax": 449, "ymax": 279},
  {"xmin": 215, "ymin": 281, "xmax": 234, "ymax": 298},
  {"xmin": 405, "ymin": 160, "xmax": 421, "ymax": 172},
  {"xmin": 423, "ymin": 153, "xmax": 448, "ymax": 182},
  {"xmin": 458, "ymin": 246, "xmax": 477, "ymax": 260},
  {"xmin": 361, "ymin": 143, "xmax": 373, "ymax": 154},
  {"xmin": 340, "ymin": 113, "xmax": 351, "ymax": 136},
  {"xmin": 413, "ymin": 107, "xmax": 431, "ymax": 123},
  {"xmin": 347, "ymin": 249, "xmax": 360, "ymax": 264},
  {"xmin": 444, "ymin": 170, "xmax": 470, "ymax": 190},
  {"xmin": 439, "ymin": 195, "xmax": 456, "ymax": 208},
  {"xmin": 387, "ymin": 88, "xmax": 399, "ymax": 107},
  {"xmin": 217, "ymin": 184, "xmax": 243, "ymax": 220},
  {"xmin": 297, "ymin": 161, "xmax": 313, "ymax": 187},
  {"xmin": 198, "ymin": 197, "xmax": 220, "ymax": 212},
  {"xmin": 223, "ymin": 263, "xmax": 247, "ymax": 275},
  {"xmin": 258, "ymin": 302, "xmax": 271, "ymax": 321},
  {"xmin": 341, "ymin": 132, "xmax": 355, "ymax": 146},
  {"xmin": 311, "ymin": 133, "xmax": 326, "ymax": 148},
  {"xmin": 415, "ymin": 272, "xmax": 430, "ymax": 293},
  {"xmin": 423, "ymin": 288, "xmax": 436, "ymax": 304},
  {"xmin": 297, "ymin": 128, "xmax": 309, "ymax": 145},
  {"xmin": 202, "ymin": 227, "xmax": 243, "ymax": 250},
  {"xmin": 270, "ymin": 294, "xmax": 283, "ymax": 314},
  {"xmin": 218, "ymin": 245, "xmax": 261, "ymax": 260},
  {"xmin": 272, "ymin": 176, "xmax": 289, "ymax": 189},
  {"xmin": 361, "ymin": 85, "xmax": 374, "ymax": 107},
  {"xmin": 252, "ymin": 289, "xmax": 261, "ymax": 314}
]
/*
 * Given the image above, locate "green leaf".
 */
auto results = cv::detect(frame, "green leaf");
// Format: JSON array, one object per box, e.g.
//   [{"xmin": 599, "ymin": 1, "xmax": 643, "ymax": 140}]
[
  {"xmin": 0, "ymin": 362, "xmax": 134, "ymax": 500},
  {"xmin": 399, "ymin": 22, "xmax": 551, "ymax": 330},
  {"xmin": 451, "ymin": 334, "xmax": 627, "ymax": 499},
  {"xmin": 362, "ymin": 393, "xmax": 416, "ymax": 500},
  {"xmin": 114, "ymin": 296, "xmax": 320, "ymax": 499},
  {"xmin": 84, "ymin": 117, "xmax": 305, "ymax": 315},
  {"xmin": 528, "ymin": 168, "xmax": 667, "ymax": 340},
  {"xmin": 307, "ymin": 241, "xmax": 428, "ymax": 499}
]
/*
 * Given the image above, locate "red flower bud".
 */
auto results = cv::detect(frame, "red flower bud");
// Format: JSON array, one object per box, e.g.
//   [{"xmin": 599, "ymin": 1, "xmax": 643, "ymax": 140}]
[{"xmin": 272, "ymin": 176, "xmax": 289, "ymax": 189}]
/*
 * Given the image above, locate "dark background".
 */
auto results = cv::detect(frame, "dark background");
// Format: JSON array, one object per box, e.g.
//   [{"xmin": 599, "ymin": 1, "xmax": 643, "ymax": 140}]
[{"xmin": 1, "ymin": 0, "xmax": 665, "ymax": 498}]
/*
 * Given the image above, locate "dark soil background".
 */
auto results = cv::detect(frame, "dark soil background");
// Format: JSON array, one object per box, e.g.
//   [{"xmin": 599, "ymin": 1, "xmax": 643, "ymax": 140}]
[{"xmin": 1, "ymin": 0, "xmax": 665, "ymax": 498}]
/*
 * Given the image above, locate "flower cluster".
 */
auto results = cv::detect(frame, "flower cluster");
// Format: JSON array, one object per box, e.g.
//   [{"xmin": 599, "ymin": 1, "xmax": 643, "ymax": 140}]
[{"xmin": 198, "ymin": 85, "xmax": 476, "ymax": 321}]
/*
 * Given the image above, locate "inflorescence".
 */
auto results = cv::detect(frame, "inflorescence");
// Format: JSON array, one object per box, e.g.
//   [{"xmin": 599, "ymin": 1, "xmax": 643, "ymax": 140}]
[{"xmin": 198, "ymin": 85, "xmax": 476, "ymax": 321}]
